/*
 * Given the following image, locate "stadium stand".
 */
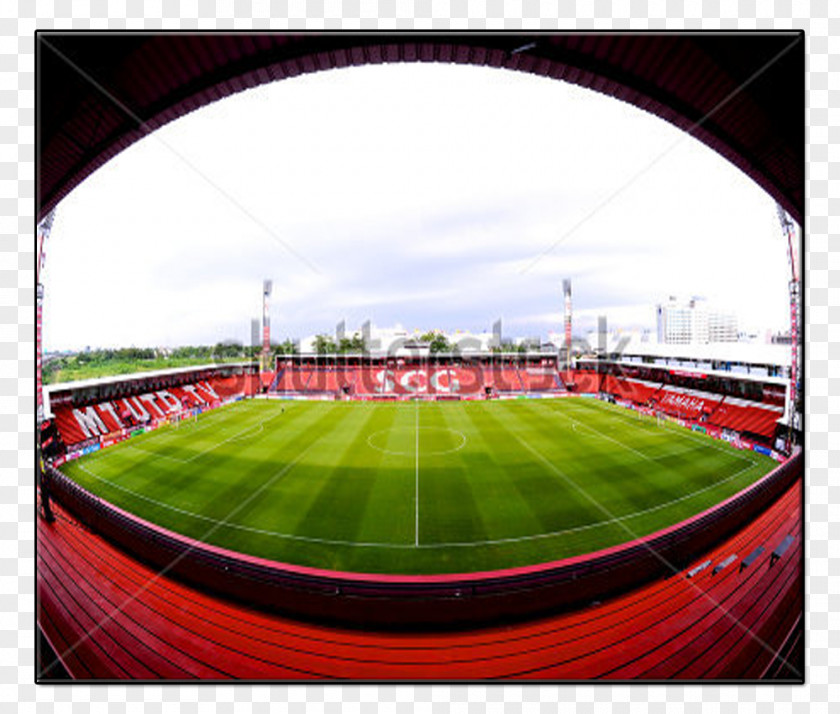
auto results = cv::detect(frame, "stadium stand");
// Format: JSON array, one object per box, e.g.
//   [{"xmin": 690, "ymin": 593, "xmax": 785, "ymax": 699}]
[
  {"xmin": 707, "ymin": 397, "xmax": 784, "ymax": 440},
  {"xmin": 481, "ymin": 365, "xmax": 523, "ymax": 392},
  {"xmin": 518, "ymin": 368, "xmax": 564, "ymax": 393},
  {"xmin": 52, "ymin": 374, "xmax": 250, "ymax": 447},
  {"xmin": 651, "ymin": 386, "xmax": 724, "ymax": 421},
  {"xmin": 565, "ymin": 369, "xmax": 600, "ymax": 394},
  {"xmin": 258, "ymin": 371, "xmax": 276, "ymax": 392},
  {"xmin": 602, "ymin": 375, "xmax": 662, "ymax": 405},
  {"xmin": 308, "ymin": 368, "xmax": 340, "ymax": 392},
  {"xmin": 266, "ymin": 362, "xmax": 786, "ymax": 422},
  {"xmin": 270, "ymin": 364, "xmax": 529, "ymax": 397},
  {"xmin": 350, "ymin": 367, "xmax": 380, "ymax": 395},
  {"xmin": 301, "ymin": 368, "xmax": 316, "ymax": 391},
  {"xmin": 275, "ymin": 367, "xmax": 307, "ymax": 392},
  {"xmin": 267, "ymin": 362, "xmax": 783, "ymax": 443},
  {"xmin": 36, "ymin": 477, "xmax": 802, "ymax": 679},
  {"xmin": 583, "ymin": 370, "xmax": 785, "ymax": 443}
]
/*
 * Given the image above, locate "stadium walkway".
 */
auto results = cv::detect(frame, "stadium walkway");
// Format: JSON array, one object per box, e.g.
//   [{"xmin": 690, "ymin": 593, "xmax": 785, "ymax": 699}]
[{"xmin": 37, "ymin": 480, "xmax": 802, "ymax": 680}]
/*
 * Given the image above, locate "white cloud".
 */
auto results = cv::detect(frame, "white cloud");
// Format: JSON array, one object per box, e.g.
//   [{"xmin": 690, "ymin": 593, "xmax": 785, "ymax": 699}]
[{"xmin": 42, "ymin": 63, "xmax": 792, "ymax": 351}]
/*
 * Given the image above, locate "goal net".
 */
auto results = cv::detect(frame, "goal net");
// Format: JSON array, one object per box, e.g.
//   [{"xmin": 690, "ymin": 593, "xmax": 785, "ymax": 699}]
[{"xmin": 170, "ymin": 408, "xmax": 198, "ymax": 428}]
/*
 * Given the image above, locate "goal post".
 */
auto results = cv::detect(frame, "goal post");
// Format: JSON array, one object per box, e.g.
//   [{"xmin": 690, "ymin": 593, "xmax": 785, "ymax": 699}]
[{"xmin": 170, "ymin": 409, "xmax": 197, "ymax": 428}]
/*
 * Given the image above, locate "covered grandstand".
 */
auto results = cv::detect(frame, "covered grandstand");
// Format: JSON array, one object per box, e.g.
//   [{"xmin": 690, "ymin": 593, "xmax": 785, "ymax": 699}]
[
  {"xmin": 42, "ymin": 363, "xmax": 259, "ymax": 462},
  {"xmin": 36, "ymin": 32, "xmax": 804, "ymax": 681},
  {"xmin": 266, "ymin": 347, "xmax": 794, "ymax": 451}
]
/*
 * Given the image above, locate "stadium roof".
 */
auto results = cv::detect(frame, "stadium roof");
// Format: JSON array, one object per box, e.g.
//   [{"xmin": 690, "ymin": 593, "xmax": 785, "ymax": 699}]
[
  {"xmin": 597, "ymin": 358, "xmax": 789, "ymax": 386},
  {"xmin": 38, "ymin": 33, "xmax": 803, "ymax": 224},
  {"xmin": 606, "ymin": 340, "xmax": 791, "ymax": 367}
]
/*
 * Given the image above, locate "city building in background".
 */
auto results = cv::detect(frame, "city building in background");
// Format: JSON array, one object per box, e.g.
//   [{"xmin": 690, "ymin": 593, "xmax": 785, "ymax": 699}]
[{"xmin": 656, "ymin": 296, "xmax": 738, "ymax": 345}]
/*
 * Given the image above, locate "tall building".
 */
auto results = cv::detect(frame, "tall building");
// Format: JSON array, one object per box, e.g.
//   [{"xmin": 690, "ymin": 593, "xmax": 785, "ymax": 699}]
[
  {"xmin": 708, "ymin": 311, "xmax": 738, "ymax": 343},
  {"xmin": 656, "ymin": 296, "xmax": 737, "ymax": 345},
  {"xmin": 657, "ymin": 297, "xmax": 693, "ymax": 344}
]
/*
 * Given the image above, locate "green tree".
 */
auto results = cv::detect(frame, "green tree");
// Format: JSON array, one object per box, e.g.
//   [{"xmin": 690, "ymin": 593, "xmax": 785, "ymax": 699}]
[
  {"xmin": 273, "ymin": 339, "xmax": 298, "ymax": 356},
  {"xmin": 313, "ymin": 334, "xmax": 337, "ymax": 355},
  {"xmin": 338, "ymin": 334, "xmax": 365, "ymax": 354},
  {"xmin": 419, "ymin": 330, "xmax": 450, "ymax": 353},
  {"xmin": 212, "ymin": 340, "xmax": 244, "ymax": 360}
]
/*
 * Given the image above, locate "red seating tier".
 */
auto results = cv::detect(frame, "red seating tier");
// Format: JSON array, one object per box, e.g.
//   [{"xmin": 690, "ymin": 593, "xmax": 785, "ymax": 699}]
[
  {"xmin": 52, "ymin": 375, "xmax": 250, "ymax": 447},
  {"xmin": 567, "ymin": 370, "xmax": 600, "ymax": 393},
  {"xmin": 518, "ymin": 369, "xmax": 563, "ymax": 392},
  {"xmin": 602, "ymin": 375, "xmax": 662, "ymax": 404},
  {"xmin": 652, "ymin": 388, "xmax": 723, "ymax": 421},
  {"xmin": 573, "ymin": 372, "xmax": 783, "ymax": 440},
  {"xmin": 708, "ymin": 400, "xmax": 783, "ymax": 440},
  {"xmin": 272, "ymin": 365, "xmax": 561, "ymax": 396},
  {"xmin": 37, "ymin": 479, "xmax": 802, "ymax": 680}
]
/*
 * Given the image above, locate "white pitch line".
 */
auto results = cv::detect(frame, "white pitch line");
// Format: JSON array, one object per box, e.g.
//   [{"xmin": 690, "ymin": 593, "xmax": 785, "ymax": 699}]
[
  {"xmin": 183, "ymin": 412, "xmax": 282, "ymax": 463},
  {"xmin": 583, "ymin": 398, "xmax": 755, "ymax": 464},
  {"xmin": 83, "ymin": 402, "xmax": 281, "ymax": 468},
  {"xmin": 649, "ymin": 443, "xmax": 709, "ymax": 461},
  {"xmin": 228, "ymin": 422, "xmax": 265, "ymax": 441},
  {"xmin": 139, "ymin": 399, "xmax": 248, "ymax": 443},
  {"xmin": 123, "ymin": 444, "xmax": 190, "ymax": 464},
  {"xmin": 366, "ymin": 426, "xmax": 466, "ymax": 456},
  {"xmin": 561, "ymin": 398, "xmax": 755, "ymax": 467},
  {"xmin": 430, "ymin": 458, "xmax": 760, "ymax": 547},
  {"xmin": 68, "ymin": 444, "xmax": 760, "ymax": 551},
  {"xmin": 552, "ymin": 406, "xmax": 660, "ymax": 464}
]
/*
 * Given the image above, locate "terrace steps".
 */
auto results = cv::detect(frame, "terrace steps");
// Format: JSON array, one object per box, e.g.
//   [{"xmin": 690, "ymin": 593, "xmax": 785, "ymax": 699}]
[{"xmin": 37, "ymin": 478, "xmax": 801, "ymax": 680}]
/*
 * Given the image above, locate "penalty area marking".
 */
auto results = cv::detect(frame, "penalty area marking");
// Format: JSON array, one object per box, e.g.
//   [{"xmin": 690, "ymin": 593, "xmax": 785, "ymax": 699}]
[
  {"xmin": 366, "ymin": 426, "xmax": 467, "ymax": 457},
  {"xmin": 228, "ymin": 422, "xmax": 265, "ymax": 441},
  {"xmin": 123, "ymin": 444, "xmax": 191, "ymax": 464},
  {"xmin": 555, "ymin": 399, "xmax": 756, "ymax": 467},
  {"xmin": 182, "ymin": 412, "xmax": 284, "ymax": 463},
  {"xmin": 86, "ymin": 407, "xmax": 284, "ymax": 468}
]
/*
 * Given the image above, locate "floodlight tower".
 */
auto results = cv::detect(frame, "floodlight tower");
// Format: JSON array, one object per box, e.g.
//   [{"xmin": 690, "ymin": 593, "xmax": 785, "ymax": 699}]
[
  {"xmin": 776, "ymin": 205, "xmax": 801, "ymax": 451},
  {"xmin": 37, "ymin": 210, "xmax": 56, "ymax": 425},
  {"xmin": 563, "ymin": 278, "xmax": 572, "ymax": 376},
  {"xmin": 261, "ymin": 279, "xmax": 272, "ymax": 373}
]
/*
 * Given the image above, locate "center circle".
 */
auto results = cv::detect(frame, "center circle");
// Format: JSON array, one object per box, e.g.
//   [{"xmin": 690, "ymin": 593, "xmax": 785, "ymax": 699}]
[{"xmin": 367, "ymin": 426, "xmax": 467, "ymax": 456}]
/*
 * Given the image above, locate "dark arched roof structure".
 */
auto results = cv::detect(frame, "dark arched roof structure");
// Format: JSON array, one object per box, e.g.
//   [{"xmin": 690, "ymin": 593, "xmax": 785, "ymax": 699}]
[{"xmin": 37, "ymin": 32, "xmax": 803, "ymax": 225}]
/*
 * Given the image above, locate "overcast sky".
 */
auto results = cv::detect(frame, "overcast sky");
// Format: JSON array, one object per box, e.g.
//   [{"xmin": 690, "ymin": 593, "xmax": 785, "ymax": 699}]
[{"xmin": 43, "ymin": 63, "xmax": 794, "ymax": 351}]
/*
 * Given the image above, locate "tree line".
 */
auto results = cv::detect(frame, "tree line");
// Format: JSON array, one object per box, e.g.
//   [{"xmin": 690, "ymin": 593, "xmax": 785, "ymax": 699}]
[
  {"xmin": 42, "ymin": 340, "xmax": 301, "ymax": 384},
  {"xmin": 310, "ymin": 332, "xmax": 536, "ymax": 355}
]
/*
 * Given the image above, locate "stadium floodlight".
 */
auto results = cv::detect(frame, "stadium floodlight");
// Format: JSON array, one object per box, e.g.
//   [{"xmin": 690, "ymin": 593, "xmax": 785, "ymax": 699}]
[
  {"xmin": 37, "ymin": 210, "xmax": 57, "ymax": 425},
  {"xmin": 563, "ymin": 279, "xmax": 572, "ymax": 375}
]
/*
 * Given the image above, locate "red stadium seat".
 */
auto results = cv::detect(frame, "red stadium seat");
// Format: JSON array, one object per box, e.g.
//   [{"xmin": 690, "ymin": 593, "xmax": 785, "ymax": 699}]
[
  {"xmin": 37, "ymin": 479, "xmax": 802, "ymax": 680},
  {"xmin": 52, "ymin": 375, "xmax": 250, "ymax": 447},
  {"xmin": 707, "ymin": 398, "xmax": 784, "ymax": 440}
]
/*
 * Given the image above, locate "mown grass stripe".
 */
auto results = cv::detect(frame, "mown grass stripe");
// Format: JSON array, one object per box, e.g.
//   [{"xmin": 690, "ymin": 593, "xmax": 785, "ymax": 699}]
[{"xmin": 61, "ymin": 398, "xmax": 777, "ymax": 574}]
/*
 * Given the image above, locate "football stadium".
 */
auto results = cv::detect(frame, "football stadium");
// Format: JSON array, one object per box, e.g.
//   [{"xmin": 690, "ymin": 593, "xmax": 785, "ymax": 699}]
[
  {"xmin": 36, "ymin": 34, "xmax": 804, "ymax": 681},
  {"xmin": 54, "ymin": 372, "xmax": 780, "ymax": 576}
]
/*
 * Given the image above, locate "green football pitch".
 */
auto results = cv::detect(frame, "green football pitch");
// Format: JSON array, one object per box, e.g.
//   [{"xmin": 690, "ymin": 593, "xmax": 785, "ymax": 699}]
[{"xmin": 61, "ymin": 397, "xmax": 777, "ymax": 574}]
